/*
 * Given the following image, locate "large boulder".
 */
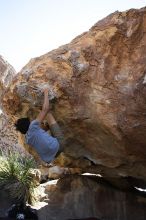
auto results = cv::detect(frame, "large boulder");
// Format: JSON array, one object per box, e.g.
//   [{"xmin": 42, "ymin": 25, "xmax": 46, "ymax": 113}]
[
  {"xmin": 1, "ymin": 8, "xmax": 146, "ymax": 181},
  {"xmin": 36, "ymin": 175, "xmax": 146, "ymax": 220}
]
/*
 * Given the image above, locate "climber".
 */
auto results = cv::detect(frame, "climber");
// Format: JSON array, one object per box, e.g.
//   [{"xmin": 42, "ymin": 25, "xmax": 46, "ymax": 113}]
[{"xmin": 14, "ymin": 88, "xmax": 64, "ymax": 164}]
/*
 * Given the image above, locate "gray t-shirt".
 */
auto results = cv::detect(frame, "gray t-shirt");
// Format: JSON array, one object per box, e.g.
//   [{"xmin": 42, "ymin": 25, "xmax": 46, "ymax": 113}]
[{"xmin": 25, "ymin": 120, "xmax": 59, "ymax": 163}]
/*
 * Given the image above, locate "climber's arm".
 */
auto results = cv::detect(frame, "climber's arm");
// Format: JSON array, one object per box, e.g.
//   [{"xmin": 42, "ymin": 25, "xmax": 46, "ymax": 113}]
[
  {"xmin": 36, "ymin": 88, "xmax": 50, "ymax": 123},
  {"xmin": 46, "ymin": 112, "xmax": 57, "ymax": 126}
]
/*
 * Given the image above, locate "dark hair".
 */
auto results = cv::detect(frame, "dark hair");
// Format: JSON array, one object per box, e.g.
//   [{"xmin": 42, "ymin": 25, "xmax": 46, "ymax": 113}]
[{"xmin": 15, "ymin": 118, "xmax": 30, "ymax": 134}]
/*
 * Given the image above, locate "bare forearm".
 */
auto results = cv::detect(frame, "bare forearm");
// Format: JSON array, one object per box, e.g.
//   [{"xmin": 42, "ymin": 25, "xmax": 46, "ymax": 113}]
[
  {"xmin": 42, "ymin": 91, "xmax": 49, "ymax": 112},
  {"xmin": 46, "ymin": 112, "xmax": 56, "ymax": 126},
  {"xmin": 36, "ymin": 88, "xmax": 50, "ymax": 122}
]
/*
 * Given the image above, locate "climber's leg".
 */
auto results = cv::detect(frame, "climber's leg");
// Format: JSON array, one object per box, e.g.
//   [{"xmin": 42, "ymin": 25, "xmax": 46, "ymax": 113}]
[{"xmin": 46, "ymin": 113, "xmax": 65, "ymax": 154}]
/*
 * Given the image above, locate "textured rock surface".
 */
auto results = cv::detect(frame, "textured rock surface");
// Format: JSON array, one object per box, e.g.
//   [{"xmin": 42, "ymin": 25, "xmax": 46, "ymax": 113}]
[
  {"xmin": 40, "ymin": 165, "xmax": 82, "ymax": 180},
  {"xmin": 0, "ymin": 55, "xmax": 16, "ymax": 100},
  {"xmin": 1, "ymin": 8, "xmax": 146, "ymax": 181},
  {"xmin": 0, "ymin": 56, "xmax": 28, "ymax": 155},
  {"xmin": 0, "ymin": 112, "xmax": 28, "ymax": 155},
  {"xmin": 36, "ymin": 175, "xmax": 146, "ymax": 220}
]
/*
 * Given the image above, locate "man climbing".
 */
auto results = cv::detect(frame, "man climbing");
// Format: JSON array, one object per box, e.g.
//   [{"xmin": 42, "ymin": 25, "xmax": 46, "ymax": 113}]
[{"xmin": 14, "ymin": 88, "xmax": 64, "ymax": 164}]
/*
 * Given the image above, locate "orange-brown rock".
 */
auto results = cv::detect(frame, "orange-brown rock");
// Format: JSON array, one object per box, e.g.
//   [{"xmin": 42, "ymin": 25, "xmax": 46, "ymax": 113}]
[
  {"xmin": 37, "ymin": 164, "xmax": 82, "ymax": 182},
  {"xmin": 1, "ymin": 8, "xmax": 146, "ymax": 180}
]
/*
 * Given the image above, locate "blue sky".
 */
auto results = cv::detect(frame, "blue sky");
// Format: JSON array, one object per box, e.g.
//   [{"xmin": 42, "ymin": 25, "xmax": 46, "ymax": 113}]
[{"xmin": 0, "ymin": 0, "xmax": 146, "ymax": 71}]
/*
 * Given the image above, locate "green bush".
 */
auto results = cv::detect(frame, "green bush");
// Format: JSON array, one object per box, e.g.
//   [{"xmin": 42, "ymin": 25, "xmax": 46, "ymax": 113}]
[{"xmin": 0, "ymin": 151, "xmax": 38, "ymax": 205}]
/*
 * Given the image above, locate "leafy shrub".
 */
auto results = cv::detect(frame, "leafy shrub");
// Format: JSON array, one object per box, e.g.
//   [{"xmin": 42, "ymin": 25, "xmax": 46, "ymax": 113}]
[{"xmin": 0, "ymin": 151, "xmax": 38, "ymax": 205}]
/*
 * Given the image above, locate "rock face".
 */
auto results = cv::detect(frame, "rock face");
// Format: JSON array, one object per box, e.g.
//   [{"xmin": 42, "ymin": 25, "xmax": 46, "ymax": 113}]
[
  {"xmin": 37, "ymin": 175, "xmax": 146, "ymax": 220},
  {"xmin": 0, "ymin": 55, "xmax": 16, "ymax": 99},
  {"xmin": 0, "ymin": 113, "xmax": 27, "ymax": 155},
  {"xmin": 1, "ymin": 8, "xmax": 146, "ymax": 181},
  {"xmin": 0, "ymin": 56, "xmax": 27, "ymax": 156}
]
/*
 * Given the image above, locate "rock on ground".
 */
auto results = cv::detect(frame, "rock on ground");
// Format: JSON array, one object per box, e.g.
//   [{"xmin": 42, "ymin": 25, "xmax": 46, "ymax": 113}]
[{"xmin": 36, "ymin": 175, "xmax": 146, "ymax": 220}]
